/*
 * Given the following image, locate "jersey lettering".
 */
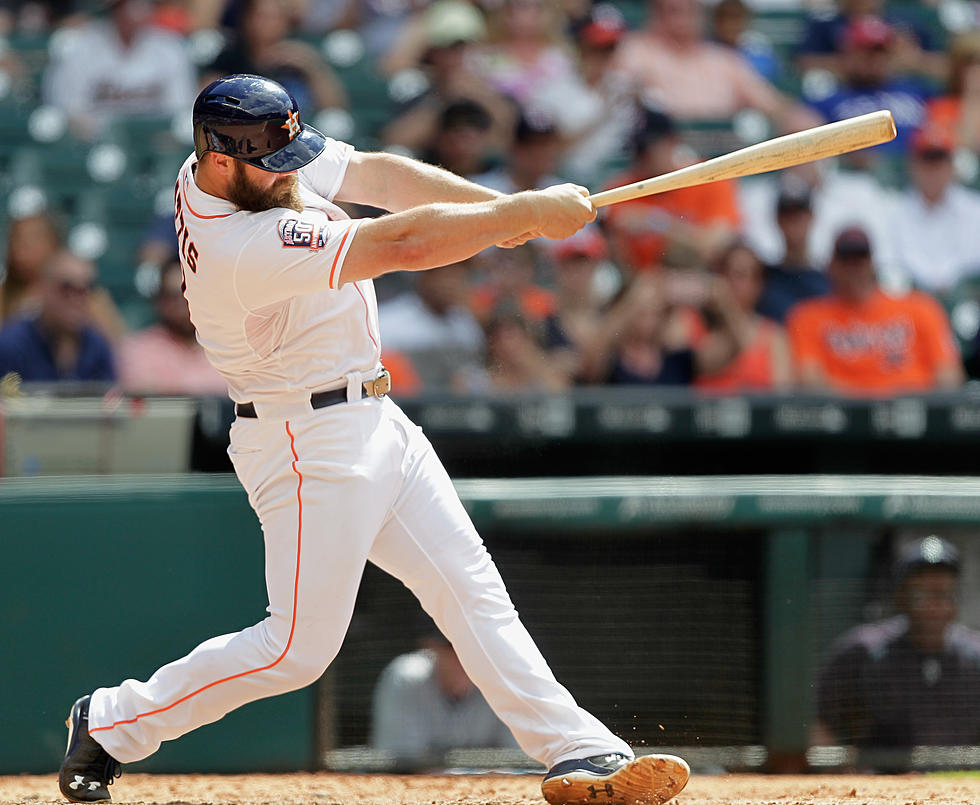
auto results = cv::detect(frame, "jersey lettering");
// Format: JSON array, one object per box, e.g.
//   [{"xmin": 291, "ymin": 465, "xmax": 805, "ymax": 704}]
[
  {"xmin": 278, "ymin": 218, "xmax": 325, "ymax": 250},
  {"xmin": 174, "ymin": 179, "xmax": 199, "ymax": 274}
]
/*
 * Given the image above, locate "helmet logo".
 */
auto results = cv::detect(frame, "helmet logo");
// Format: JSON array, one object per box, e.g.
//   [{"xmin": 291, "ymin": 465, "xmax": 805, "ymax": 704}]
[{"xmin": 282, "ymin": 110, "xmax": 301, "ymax": 141}]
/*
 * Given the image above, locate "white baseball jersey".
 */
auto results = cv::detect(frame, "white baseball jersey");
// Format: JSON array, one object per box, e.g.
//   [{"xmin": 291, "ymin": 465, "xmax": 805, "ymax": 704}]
[{"xmin": 174, "ymin": 140, "xmax": 380, "ymax": 413}]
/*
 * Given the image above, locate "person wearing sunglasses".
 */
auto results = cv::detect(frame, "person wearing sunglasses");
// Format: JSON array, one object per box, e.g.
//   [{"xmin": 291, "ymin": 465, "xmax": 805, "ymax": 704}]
[{"xmin": 0, "ymin": 249, "xmax": 116, "ymax": 384}]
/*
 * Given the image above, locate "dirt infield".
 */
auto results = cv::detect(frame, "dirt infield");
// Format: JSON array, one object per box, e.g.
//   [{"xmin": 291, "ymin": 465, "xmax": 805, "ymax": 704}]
[{"xmin": 1, "ymin": 772, "xmax": 978, "ymax": 805}]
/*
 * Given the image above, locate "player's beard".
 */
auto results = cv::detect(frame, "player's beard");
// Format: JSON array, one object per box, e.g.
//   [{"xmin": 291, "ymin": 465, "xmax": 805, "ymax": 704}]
[{"xmin": 228, "ymin": 161, "xmax": 304, "ymax": 213}]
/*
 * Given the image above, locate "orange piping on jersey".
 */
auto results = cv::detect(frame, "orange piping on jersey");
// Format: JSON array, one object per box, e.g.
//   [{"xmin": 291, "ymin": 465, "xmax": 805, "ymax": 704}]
[
  {"xmin": 328, "ymin": 227, "xmax": 352, "ymax": 289},
  {"xmin": 354, "ymin": 283, "xmax": 379, "ymax": 351},
  {"xmin": 89, "ymin": 422, "xmax": 304, "ymax": 735},
  {"xmin": 182, "ymin": 174, "xmax": 233, "ymax": 220}
]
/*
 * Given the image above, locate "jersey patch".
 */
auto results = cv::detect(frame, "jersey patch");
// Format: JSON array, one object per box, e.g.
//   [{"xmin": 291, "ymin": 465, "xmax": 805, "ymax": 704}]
[{"xmin": 278, "ymin": 218, "xmax": 325, "ymax": 250}]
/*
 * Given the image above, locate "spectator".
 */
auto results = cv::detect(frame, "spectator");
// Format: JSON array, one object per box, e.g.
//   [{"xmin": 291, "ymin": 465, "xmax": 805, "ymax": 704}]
[
  {"xmin": 203, "ymin": 0, "xmax": 346, "ymax": 117},
  {"xmin": 468, "ymin": 243, "xmax": 557, "ymax": 326},
  {"xmin": 797, "ymin": 0, "xmax": 945, "ymax": 82},
  {"xmin": 711, "ymin": 0, "xmax": 779, "ymax": 83},
  {"xmin": 602, "ymin": 106, "xmax": 741, "ymax": 275},
  {"xmin": 611, "ymin": 0, "xmax": 818, "ymax": 130},
  {"xmin": 541, "ymin": 224, "xmax": 611, "ymax": 382},
  {"xmin": 697, "ymin": 241, "xmax": 793, "ymax": 392},
  {"xmin": 117, "ymin": 261, "xmax": 227, "ymax": 395},
  {"xmin": 1, "ymin": 210, "xmax": 63, "ymax": 325},
  {"xmin": 466, "ymin": 304, "xmax": 571, "ymax": 393},
  {"xmin": 378, "ymin": 349, "xmax": 423, "ymax": 398},
  {"xmin": 813, "ymin": 536, "xmax": 980, "ymax": 752},
  {"xmin": 469, "ymin": 0, "xmax": 579, "ymax": 118},
  {"xmin": 407, "ymin": 99, "xmax": 499, "ymax": 180},
  {"xmin": 803, "ymin": 16, "xmax": 932, "ymax": 157},
  {"xmin": 756, "ymin": 180, "xmax": 830, "ymax": 324},
  {"xmin": 582, "ymin": 273, "xmax": 747, "ymax": 385},
  {"xmin": 382, "ymin": 2, "xmax": 514, "ymax": 155},
  {"xmin": 886, "ymin": 124, "xmax": 980, "ymax": 297},
  {"xmin": 41, "ymin": 0, "xmax": 196, "ymax": 140},
  {"xmin": 472, "ymin": 110, "xmax": 565, "ymax": 193},
  {"xmin": 378, "ymin": 260, "xmax": 485, "ymax": 391},
  {"xmin": 1, "ymin": 209, "xmax": 126, "ymax": 343},
  {"xmin": 533, "ymin": 2, "xmax": 639, "ymax": 187},
  {"xmin": 740, "ymin": 162, "xmax": 898, "ymax": 281},
  {"xmin": 371, "ymin": 625, "xmax": 517, "ymax": 769},
  {"xmin": 924, "ymin": 31, "xmax": 980, "ymax": 155},
  {"xmin": 786, "ymin": 226, "xmax": 964, "ymax": 394},
  {"xmin": 0, "ymin": 250, "xmax": 115, "ymax": 383}
]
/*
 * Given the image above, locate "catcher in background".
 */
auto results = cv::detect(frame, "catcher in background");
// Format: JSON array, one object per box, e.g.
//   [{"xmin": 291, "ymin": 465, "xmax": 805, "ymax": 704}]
[{"xmin": 813, "ymin": 535, "xmax": 980, "ymax": 758}]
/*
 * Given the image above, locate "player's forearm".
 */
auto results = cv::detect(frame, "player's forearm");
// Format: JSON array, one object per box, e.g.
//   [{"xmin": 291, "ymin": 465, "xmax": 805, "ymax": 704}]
[
  {"xmin": 340, "ymin": 194, "xmax": 542, "ymax": 283},
  {"xmin": 337, "ymin": 151, "xmax": 500, "ymax": 212}
]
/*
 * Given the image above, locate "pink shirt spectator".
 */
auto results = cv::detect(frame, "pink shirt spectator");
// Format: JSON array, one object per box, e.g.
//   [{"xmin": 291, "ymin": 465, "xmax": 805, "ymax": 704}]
[
  {"xmin": 613, "ymin": 32, "xmax": 784, "ymax": 120},
  {"xmin": 119, "ymin": 325, "xmax": 227, "ymax": 396},
  {"xmin": 471, "ymin": 44, "xmax": 578, "ymax": 110}
]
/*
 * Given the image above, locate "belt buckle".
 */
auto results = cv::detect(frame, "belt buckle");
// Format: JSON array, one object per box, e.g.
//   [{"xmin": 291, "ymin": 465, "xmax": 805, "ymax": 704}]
[{"xmin": 371, "ymin": 367, "xmax": 391, "ymax": 397}]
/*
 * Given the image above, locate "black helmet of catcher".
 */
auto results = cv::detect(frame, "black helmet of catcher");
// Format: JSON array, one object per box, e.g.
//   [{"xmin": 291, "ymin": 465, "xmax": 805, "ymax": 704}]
[{"xmin": 192, "ymin": 74, "xmax": 326, "ymax": 173}]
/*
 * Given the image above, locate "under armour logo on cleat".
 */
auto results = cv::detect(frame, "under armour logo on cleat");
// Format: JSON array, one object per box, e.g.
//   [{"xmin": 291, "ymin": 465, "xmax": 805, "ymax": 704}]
[
  {"xmin": 69, "ymin": 775, "xmax": 100, "ymax": 791},
  {"xmin": 586, "ymin": 783, "xmax": 615, "ymax": 799}
]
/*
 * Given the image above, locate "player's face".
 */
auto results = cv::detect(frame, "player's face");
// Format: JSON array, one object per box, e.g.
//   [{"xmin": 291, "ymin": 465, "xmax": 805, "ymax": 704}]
[
  {"xmin": 899, "ymin": 568, "xmax": 958, "ymax": 653},
  {"xmin": 228, "ymin": 160, "xmax": 303, "ymax": 213}
]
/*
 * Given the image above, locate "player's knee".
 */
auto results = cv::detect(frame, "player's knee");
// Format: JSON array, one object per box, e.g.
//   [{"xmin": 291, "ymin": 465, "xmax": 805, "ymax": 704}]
[{"xmin": 275, "ymin": 644, "xmax": 334, "ymax": 687}]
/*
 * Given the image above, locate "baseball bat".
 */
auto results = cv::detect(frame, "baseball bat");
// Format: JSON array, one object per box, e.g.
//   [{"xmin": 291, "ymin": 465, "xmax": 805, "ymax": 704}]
[{"xmin": 588, "ymin": 110, "xmax": 896, "ymax": 208}]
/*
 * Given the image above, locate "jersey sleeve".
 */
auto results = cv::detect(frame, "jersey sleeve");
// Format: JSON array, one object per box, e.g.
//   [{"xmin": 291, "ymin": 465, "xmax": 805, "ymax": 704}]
[
  {"xmin": 298, "ymin": 138, "xmax": 355, "ymax": 201},
  {"xmin": 232, "ymin": 210, "xmax": 361, "ymax": 310}
]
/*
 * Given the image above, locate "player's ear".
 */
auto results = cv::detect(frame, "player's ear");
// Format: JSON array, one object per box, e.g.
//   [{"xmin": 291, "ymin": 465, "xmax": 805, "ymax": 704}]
[{"xmin": 205, "ymin": 152, "xmax": 234, "ymax": 175}]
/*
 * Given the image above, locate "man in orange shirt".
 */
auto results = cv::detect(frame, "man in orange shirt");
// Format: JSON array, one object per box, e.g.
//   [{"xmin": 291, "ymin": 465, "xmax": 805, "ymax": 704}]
[
  {"xmin": 787, "ymin": 226, "xmax": 964, "ymax": 394},
  {"xmin": 602, "ymin": 106, "xmax": 741, "ymax": 274}
]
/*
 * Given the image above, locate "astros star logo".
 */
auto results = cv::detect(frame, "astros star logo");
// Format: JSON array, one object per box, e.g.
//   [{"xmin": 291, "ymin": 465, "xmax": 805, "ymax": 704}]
[{"xmin": 282, "ymin": 110, "xmax": 301, "ymax": 141}]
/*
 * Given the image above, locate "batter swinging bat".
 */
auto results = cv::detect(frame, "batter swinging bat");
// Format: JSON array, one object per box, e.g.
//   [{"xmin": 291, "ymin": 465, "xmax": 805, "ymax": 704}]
[{"xmin": 588, "ymin": 110, "xmax": 896, "ymax": 208}]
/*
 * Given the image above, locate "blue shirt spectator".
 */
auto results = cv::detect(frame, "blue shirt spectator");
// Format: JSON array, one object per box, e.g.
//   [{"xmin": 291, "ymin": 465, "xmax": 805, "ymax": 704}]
[
  {"xmin": 0, "ymin": 250, "xmax": 116, "ymax": 383},
  {"xmin": 804, "ymin": 16, "xmax": 933, "ymax": 155},
  {"xmin": 757, "ymin": 264, "xmax": 830, "ymax": 324},
  {"xmin": 0, "ymin": 317, "xmax": 115, "ymax": 383}
]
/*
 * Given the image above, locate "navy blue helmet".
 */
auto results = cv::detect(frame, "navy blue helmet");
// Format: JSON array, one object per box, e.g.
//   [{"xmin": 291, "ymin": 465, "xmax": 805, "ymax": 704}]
[{"xmin": 192, "ymin": 74, "xmax": 326, "ymax": 173}]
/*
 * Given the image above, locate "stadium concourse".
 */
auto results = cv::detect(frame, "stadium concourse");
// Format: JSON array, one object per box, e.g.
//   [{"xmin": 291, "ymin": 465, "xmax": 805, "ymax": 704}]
[{"xmin": 1, "ymin": 771, "xmax": 979, "ymax": 805}]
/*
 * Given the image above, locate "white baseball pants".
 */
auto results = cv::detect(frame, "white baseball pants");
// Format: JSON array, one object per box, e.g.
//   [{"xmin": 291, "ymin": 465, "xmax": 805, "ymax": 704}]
[{"xmin": 88, "ymin": 397, "xmax": 631, "ymax": 766}]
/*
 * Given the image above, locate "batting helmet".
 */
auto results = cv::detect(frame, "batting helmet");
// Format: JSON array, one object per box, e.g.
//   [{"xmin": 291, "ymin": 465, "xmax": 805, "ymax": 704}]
[{"xmin": 192, "ymin": 74, "xmax": 326, "ymax": 173}]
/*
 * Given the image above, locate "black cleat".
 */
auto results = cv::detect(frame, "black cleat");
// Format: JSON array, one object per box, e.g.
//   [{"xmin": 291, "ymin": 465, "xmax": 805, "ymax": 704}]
[
  {"xmin": 58, "ymin": 696, "xmax": 122, "ymax": 803},
  {"xmin": 541, "ymin": 752, "xmax": 690, "ymax": 805}
]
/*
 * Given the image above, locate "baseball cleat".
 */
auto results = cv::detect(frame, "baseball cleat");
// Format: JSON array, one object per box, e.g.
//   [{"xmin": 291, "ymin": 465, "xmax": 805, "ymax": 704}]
[
  {"xmin": 58, "ymin": 696, "xmax": 122, "ymax": 803},
  {"xmin": 541, "ymin": 752, "xmax": 690, "ymax": 805}
]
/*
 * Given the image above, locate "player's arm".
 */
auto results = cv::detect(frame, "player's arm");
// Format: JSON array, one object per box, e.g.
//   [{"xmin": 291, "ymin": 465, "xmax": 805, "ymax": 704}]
[
  {"xmin": 335, "ymin": 151, "xmax": 500, "ymax": 212},
  {"xmin": 338, "ymin": 185, "xmax": 594, "ymax": 285}
]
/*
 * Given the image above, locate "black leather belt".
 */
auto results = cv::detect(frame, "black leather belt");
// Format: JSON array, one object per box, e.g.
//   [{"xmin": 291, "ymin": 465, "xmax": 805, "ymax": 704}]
[{"xmin": 236, "ymin": 369, "xmax": 391, "ymax": 419}]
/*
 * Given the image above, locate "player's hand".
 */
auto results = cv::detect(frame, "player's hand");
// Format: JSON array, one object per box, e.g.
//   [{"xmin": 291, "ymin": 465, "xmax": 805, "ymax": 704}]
[
  {"xmin": 497, "ymin": 233, "xmax": 538, "ymax": 248},
  {"xmin": 532, "ymin": 184, "xmax": 596, "ymax": 241}
]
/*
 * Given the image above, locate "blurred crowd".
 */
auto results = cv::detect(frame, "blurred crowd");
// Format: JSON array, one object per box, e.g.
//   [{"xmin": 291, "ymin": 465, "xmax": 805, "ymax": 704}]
[{"xmin": 3, "ymin": 0, "xmax": 980, "ymax": 398}]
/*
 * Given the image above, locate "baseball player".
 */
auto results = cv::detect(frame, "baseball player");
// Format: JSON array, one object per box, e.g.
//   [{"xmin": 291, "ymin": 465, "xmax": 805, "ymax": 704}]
[{"xmin": 57, "ymin": 74, "xmax": 689, "ymax": 805}]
